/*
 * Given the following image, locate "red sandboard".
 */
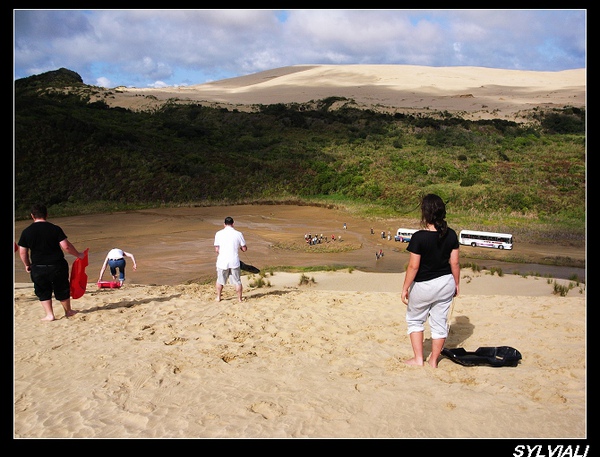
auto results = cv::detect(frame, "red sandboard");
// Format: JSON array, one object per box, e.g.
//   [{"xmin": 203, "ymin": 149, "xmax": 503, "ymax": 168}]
[
  {"xmin": 70, "ymin": 248, "xmax": 89, "ymax": 299},
  {"xmin": 97, "ymin": 281, "xmax": 121, "ymax": 289}
]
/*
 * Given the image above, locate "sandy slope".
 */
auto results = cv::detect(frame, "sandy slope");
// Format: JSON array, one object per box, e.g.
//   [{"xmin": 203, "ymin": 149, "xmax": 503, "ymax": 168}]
[
  {"xmin": 13, "ymin": 268, "xmax": 586, "ymax": 438},
  {"xmin": 102, "ymin": 64, "xmax": 585, "ymax": 121}
]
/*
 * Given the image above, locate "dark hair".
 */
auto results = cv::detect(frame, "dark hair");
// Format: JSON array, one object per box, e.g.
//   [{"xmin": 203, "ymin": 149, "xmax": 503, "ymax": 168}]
[
  {"xmin": 30, "ymin": 204, "xmax": 48, "ymax": 220},
  {"xmin": 224, "ymin": 216, "xmax": 234, "ymax": 226},
  {"xmin": 420, "ymin": 194, "xmax": 448, "ymax": 239}
]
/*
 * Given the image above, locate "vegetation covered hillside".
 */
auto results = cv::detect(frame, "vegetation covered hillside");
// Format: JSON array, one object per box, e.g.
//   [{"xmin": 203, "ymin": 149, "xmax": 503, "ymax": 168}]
[{"xmin": 15, "ymin": 68, "xmax": 585, "ymax": 242}]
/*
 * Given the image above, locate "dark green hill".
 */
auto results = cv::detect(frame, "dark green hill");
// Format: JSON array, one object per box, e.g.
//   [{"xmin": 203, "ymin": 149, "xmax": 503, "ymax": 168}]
[
  {"xmin": 14, "ymin": 69, "xmax": 585, "ymax": 242},
  {"xmin": 16, "ymin": 67, "xmax": 83, "ymax": 90}
]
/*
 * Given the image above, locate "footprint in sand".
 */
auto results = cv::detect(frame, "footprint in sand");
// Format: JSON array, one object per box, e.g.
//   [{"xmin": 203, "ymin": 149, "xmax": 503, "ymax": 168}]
[{"xmin": 250, "ymin": 401, "xmax": 285, "ymax": 419}]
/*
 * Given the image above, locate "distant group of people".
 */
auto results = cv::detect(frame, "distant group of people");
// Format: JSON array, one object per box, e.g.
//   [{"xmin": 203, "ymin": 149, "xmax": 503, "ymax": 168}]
[
  {"xmin": 305, "ymin": 233, "xmax": 324, "ymax": 244},
  {"xmin": 371, "ymin": 228, "xmax": 393, "ymax": 241},
  {"xmin": 17, "ymin": 194, "xmax": 460, "ymax": 369},
  {"xmin": 378, "ymin": 230, "xmax": 389, "ymax": 240},
  {"xmin": 304, "ymin": 233, "xmax": 343, "ymax": 244}
]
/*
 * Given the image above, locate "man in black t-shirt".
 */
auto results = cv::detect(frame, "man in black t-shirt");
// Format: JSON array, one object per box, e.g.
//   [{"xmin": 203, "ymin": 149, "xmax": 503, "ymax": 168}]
[{"xmin": 18, "ymin": 204, "xmax": 85, "ymax": 321}]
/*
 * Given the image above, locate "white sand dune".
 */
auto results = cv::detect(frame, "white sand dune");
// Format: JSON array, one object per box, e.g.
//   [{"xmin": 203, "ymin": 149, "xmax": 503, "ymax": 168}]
[{"xmin": 110, "ymin": 64, "xmax": 585, "ymax": 120}]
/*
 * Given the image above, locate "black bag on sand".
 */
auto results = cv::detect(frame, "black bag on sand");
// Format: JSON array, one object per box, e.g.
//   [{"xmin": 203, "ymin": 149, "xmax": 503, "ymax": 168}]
[
  {"xmin": 240, "ymin": 260, "xmax": 260, "ymax": 274},
  {"xmin": 441, "ymin": 346, "xmax": 522, "ymax": 367}
]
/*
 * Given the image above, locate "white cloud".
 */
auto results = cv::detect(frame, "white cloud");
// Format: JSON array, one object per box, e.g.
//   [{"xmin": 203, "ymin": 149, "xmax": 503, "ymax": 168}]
[{"xmin": 95, "ymin": 77, "xmax": 111, "ymax": 88}]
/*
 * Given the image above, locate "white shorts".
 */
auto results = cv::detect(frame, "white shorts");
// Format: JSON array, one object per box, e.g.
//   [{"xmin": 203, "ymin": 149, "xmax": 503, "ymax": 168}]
[
  {"xmin": 406, "ymin": 274, "xmax": 455, "ymax": 339},
  {"xmin": 216, "ymin": 267, "xmax": 242, "ymax": 286}
]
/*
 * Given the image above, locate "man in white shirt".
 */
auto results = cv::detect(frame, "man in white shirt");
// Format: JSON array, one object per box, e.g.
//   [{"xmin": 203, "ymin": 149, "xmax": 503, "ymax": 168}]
[
  {"xmin": 214, "ymin": 216, "xmax": 247, "ymax": 302},
  {"xmin": 98, "ymin": 247, "xmax": 137, "ymax": 286}
]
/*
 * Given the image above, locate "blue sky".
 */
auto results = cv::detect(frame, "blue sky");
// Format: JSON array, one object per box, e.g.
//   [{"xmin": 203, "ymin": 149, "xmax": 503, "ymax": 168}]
[{"xmin": 13, "ymin": 9, "xmax": 586, "ymax": 89}]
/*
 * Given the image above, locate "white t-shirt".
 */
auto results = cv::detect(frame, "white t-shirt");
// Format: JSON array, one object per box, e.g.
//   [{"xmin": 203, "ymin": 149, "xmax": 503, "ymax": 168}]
[
  {"xmin": 214, "ymin": 226, "xmax": 246, "ymax": 270},
  {"xmin": 108, "ymin": 248, "xmax": 124, "ymax": 260}
]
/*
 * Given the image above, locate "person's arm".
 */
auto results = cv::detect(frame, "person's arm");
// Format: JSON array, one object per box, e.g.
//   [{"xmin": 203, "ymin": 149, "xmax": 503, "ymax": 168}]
[
  {"xmin": 240, "ymin": 233, "xmax": 247, "ymax": 252},
  {"xmin": 124, "ymin": 251, "xmax": 137, "ymax": 270},
  {"xmin": 60, "ymin": 238, "xmax": 84, "ymax": 259},
  {"xmin": 401, "ymin": 252, "xmax": 421, "ymax": 305},
  {"xmin": 450, "ymin": 248, "xmax": 460, "ymax": 297},
  {"xmin": 19, "ymin": 246, "xmax": 32, "ymax": 273},
  {"xmin": 98, "ymin": 256, "xmax": 109, "ymax": 281}
]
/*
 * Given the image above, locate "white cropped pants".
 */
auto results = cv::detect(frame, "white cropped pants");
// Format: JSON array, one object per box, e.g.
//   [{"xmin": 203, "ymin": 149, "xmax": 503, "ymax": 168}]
[{"xmin": 406, "ymin": 274, "xmax": 455, "ymax": 339}]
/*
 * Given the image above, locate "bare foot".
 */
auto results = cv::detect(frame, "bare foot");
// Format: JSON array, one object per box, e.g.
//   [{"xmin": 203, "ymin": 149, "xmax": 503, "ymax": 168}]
[
  {"xmin": 65, "ymin": 310, "xmax": 79, "ymax": 317},
  {"xmin": 41, "ymin": 315, "xmax": 55, "ymax": 322},
  {"xmin": 215, "ymin": 297, "xmax": 221, "ymax": 302},
  {"xmin": 428, "ymin": 359, "xmax": 439, "ymax": 368},
  {"xmin": 404, "ymin": 358, "xmax": 424, "ymax": 366}
]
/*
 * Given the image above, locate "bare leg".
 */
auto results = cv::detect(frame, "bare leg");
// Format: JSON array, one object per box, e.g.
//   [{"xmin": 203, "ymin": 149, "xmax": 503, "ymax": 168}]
[
  {"xmin": 40, "ymin": 300, "xmax": 55, "ymax": 321},
  {"xmin": 60, "ymin": 298, "xmax": 78, "ymax": 318},
  {"xmin": 216, "ymin": 282, "xmax": 223, "ymax": 302},
  {"xmin": 428, "ymin": 338, "xmax": 445, "ymax": 368},
  {"xmin": 404, "ymin": 331, "xmax": 424, "ymax": 366},
  {"xmin": 235, "ymin": 284, "xmax": 243, "ymax": 302}
]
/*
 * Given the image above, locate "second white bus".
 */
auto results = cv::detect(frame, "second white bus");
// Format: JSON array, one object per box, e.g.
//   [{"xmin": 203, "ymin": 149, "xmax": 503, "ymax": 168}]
[
  {"xmin": 395, "ymin": 228, "xmax": 418, "ymax": 242},
  {"xmin": 459, "ymin": 230, "xmax": 513, "ymax": 250}
]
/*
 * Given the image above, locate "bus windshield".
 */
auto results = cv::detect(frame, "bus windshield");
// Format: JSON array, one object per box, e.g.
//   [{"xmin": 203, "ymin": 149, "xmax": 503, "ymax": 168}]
[{"xmin": 459, "ymin": 230, "xmax": 513, "ymax": 250}]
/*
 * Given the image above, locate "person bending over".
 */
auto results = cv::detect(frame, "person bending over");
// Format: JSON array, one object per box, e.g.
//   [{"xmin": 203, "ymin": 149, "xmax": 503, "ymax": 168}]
[{"xmin": 98, "ymin": 248, "xmax": 137, "ymax": 286}]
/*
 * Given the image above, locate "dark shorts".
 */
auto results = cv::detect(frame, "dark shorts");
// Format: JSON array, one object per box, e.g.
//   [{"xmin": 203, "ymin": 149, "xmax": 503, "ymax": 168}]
[{"xmin": 30, "ymin": 259, "xmax": 70, "ymax": 301}]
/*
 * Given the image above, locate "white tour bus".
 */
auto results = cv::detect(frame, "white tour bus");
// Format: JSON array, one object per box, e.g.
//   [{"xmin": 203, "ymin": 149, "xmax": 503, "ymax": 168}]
[
  {"xmin": 395, "ymin": 228, "xmax": 418, "ymax": 243},
  {"xmin": 459, "ymin": 230, "xmax": 513, "ymax": 250}
]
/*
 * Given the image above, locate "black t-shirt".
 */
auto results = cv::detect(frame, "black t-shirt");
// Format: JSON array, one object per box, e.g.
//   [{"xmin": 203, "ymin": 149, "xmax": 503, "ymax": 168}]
[
  {"xmin": 18, "ymin": 221, "xmax": 67, "ymax": 265},
  {"xmin": 406, "ymin": 228, "xmax": 459, "ymax": 282}
]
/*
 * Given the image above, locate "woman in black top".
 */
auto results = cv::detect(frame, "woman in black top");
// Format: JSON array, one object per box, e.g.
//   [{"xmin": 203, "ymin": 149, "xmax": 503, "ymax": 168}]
[{"xmin": 401, "ymin": 194, "xmax": 460, "ymax": 368}]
